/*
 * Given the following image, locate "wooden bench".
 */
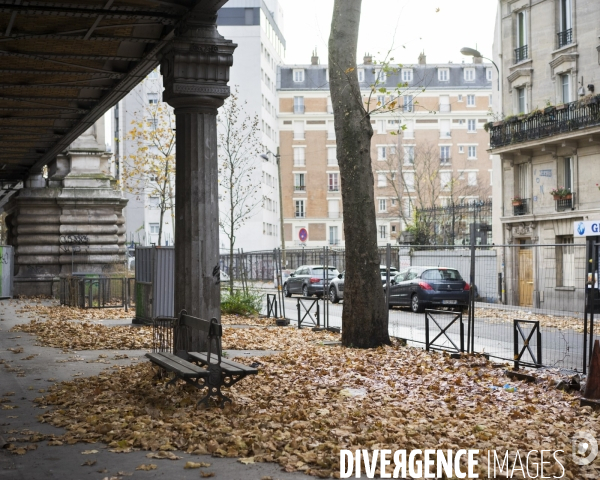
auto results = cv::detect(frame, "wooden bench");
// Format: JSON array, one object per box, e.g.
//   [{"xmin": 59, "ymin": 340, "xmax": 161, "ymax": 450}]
[{"xmin": 145, "ymin": 310, "xmax": 258, "ymax": 407}]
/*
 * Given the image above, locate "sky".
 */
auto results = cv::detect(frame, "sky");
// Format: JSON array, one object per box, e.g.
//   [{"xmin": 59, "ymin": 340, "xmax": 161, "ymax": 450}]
[{"xmin": 278, "ymin": 0, "xmax": 498, "ymax": 66}]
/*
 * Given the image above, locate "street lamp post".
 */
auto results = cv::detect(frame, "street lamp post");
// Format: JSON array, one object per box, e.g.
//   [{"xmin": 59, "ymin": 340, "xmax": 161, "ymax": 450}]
[
  {"xmin": 460, "ymin": 47, "xmax": 500, "ymax": 91},
  {"xmin": 260, "ymin": 149, "xmax": 286, "ymax": 266}
]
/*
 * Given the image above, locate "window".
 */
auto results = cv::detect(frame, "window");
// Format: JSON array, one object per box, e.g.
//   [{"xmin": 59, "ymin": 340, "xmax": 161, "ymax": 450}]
[
  {"xmin": 148, "ymin": 93, "xmax": 159, "ymax": 104},
  {"xmin": 556, "ymin": 236, "xmax": 575, "ymax": 287},
  {"xmin": 402, "ymin": 69, "xmax": 413, "ymax": 82},
  {"xmin": 403, "ymin": 199, "xmax": 413, "ymax": 217},
  {"xmin": 329, "ymin": 226, "xmax": 339, "ymax": 245},
  {"xmin": 562, "ymin": 157, "xmax": 573, "ymax": 191},
  {"xmin": 379, "ymin": 199, "xmax": 387, "ymax": 212},
  {"xmin": 486, "ymin": 68, "xmax": 493, "ymax": 81},
  {"xmin": 440, "ymin": 146, "xmax": 451, "ymax": 163},
  {"xmin": 149, "ymin": 223, "xmax": 159, "ymax": 234},
  {"xmin": 464, "ymin": 68, "xmax": 475, "ymax": 81},
  {"xmin": 377, "ymin": 95, "xmax": 386, "ymax": 107},
  {"xmin": 438, "ymin": 68, "xmax": 449, "ymax": 81},
  {"xmin": 328, "ymin": 173, "xmax": 339, "ymax": 191},
  {"xmin": 467, "ymin": 94, "xmax": 475, "ymax": 107},
  {"xmin": 467, "ymin": 119, "xmax": 476, "ymax": 132},
  {"xmin": 148, "ymin": 196, "xmax": 160, "ymax": 207},
  {"xmin": 294, "ymin": 173, "xmax": 306, "ymax": 191},
  {"xmin": 293, "ymin": 96, "xmax": 305, "ymax": 114},
  {"xmin": 376, "ymin": 120, "xmax": 386, "ymax": 134},
  {"xmin": 403, "ymin": 95, "xmax": 413, "ymax": 112},
  {"xmin": 440, "ymin": 171, "xmax": 452, "ymax": 190},
  {"xmin": 295, "ymin": 200, "xmax": 305, "ymax": 218},
  {"xmin": 379, "ymin": 225, "xmax": 387, "ymax": 239},
  {"xmin": 293, "ymin": 120, "xmax": 305, "ymax": 140},
  {"xmin": 459, "ymin": 146, "xmax": 464, "ymax": 154},
  {"xmin": 558, "ymin": 0, "xmax": 572, "ymax": 47},
  {"xmin": 293, "ymin": 69, "xmax": 305, "ymax": 82},
  {"xmin": 439, "ymin": 95, "xmax": 450, "ymax": 112},
  {"xmin": 328, "ymin": 200, "xmax": 340, "ymax": 219},
  {"xmin": 293, "ymin": 147, "xmax": 305, "ymax": 166},
  {"xmin": 403, "ymin": 120, "xmax": 414, "ymax": 139},
  {"xmin": 440, "ymin": 119, "xmax": 451, "ymax": 138},
  {"xmin": 457, "ymin": 94, "xmax": 463, "ymax": 102},
  {"xmin": 517, "ymin": 162, "xmax": 531, "ymax": 200},
  {"xmin": 403, "ymin": 146, "xmax": 415, "ymax": 165},
  {"xmin": 468, "ymin": 171, "xmax": 478, "ymax": 186},
  {"xmin": 357, "ymin": 69, "xmax": 365, "ymax": 82},
  {"xmin": 517, "ymin": 87, "xmax": 527, "ymax": 113},
  {"xmin": 489, "ymin": 94, "xmax": 493, "ymax": 106},
  {"xmin": 327, "ymin": 120, "xmax": 336, "ymax": 140},
  {"xmin": 515, "ymin": 10, "xmax": 528, "ymax": 62},
  {"xmin": 377, "ymin": 173, "xmax": 387, "ymax": 187},
  {"xmin": 404, "ymin": 172, "xmax": 415, "ymax": 191},
  {"xmin": 561, "ymin": 74, "xmax": 570, "ymax": 103},
  {"xmin": 378, "ymin": 146, "xmax": 388, "ymax": 160},
  {"xmin": 468, "ymin": 146, "xmax": 477, "ymax": 159},
  {"xmin": 327, "ymin": 147, "xmax": 337, "ymax": 166},
  {"xmin": 376, "ymin": 68, "xmax": 386, "ymax": 83}
]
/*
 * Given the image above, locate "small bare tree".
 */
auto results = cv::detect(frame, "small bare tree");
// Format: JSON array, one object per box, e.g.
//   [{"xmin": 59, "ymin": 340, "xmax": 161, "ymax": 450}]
[
  {"xmin": 122, "ymin": 101, "xmax": 176, "ymax": 246},
  {"xmin": 218, "ymin": 89, "xmax": 263, "ymax": 293}
]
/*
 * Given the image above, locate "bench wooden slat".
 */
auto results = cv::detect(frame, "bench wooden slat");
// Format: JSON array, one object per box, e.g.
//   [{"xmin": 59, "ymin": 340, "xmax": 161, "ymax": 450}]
[
  {"xmin": 188, "ymin": 352, "xmax": 258, "ymax": 374},
  {"xmin": 180, "ymin": 314, "xmax": 222, "ymax": 336},
  {"xmin": 146, "ymin": 352, "xmax": 208, "ymax": 378}
]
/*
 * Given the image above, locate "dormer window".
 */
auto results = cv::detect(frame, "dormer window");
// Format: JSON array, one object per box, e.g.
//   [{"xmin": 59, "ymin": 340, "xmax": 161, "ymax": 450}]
[
  {"xmin": 293, "ymin": 69, "xmax": 305, "ymax": 82},
  {"xmin": 464, "ymin": 68, "xmax": 475, "ymax": 81},
  {"xmin": 402, "ymin": 69, "xmax": 413, "ymax": 82},
  {"xmin": 438, "ymin": 68, "xmax": 449, "ymax": 81}
]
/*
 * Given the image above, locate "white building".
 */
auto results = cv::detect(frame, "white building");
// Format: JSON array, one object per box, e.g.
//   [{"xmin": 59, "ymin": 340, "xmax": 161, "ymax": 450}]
[
  {"xmin": 216, "ymin": 0, "xmax": 285, "ymax": 253},
  {"xmin": 115, "ymin": 0, "xmax": 286, "ymax": 252}
]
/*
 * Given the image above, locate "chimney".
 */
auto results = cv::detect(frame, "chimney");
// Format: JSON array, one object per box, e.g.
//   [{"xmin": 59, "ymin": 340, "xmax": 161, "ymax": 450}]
[
  {"xmin": 418, "ymin": 52, "xmax": 426, "ymax": 65},
  {"xmin": 363, "ymin": 53, "xmax": 372, "ymax": 65},
  {"xmin": 472, "ymin": 56, "xmax": 483, "ymax": 64},
  {"xmin": 311, "ymin": 48, "xmax": 319, "ymax": 65}
]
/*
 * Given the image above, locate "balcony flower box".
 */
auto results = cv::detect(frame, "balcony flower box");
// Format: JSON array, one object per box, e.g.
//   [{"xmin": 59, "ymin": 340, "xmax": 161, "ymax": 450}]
[
  {"xmin": 556, "ymin": 103, "xmax": 568, "ymax": 111},
  {"xmin": 544, "ymin": 106, "xmax": 555, "ymax": 114},
  {"xmin": 512, "ymin": 197, "xmax": 523, "ymax": 206},
  {"xmin": 550, "ymin": 187, "xmax": 572, "ymax": 200},
  {"xmin": 553, "ymin": 193, "xmax": 572, "ymax": 201}
]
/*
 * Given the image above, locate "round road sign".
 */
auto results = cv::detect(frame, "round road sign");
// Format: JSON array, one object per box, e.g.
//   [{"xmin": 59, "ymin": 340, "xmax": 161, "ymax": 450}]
[{"xmin": 298, "ymin": 228, "xmax": 308, "ymax": 242}]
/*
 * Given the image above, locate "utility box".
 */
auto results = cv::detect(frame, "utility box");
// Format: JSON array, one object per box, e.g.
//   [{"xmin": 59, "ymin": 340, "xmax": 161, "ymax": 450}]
[
  {"xmin": 0, "ymin": 245, "xmax": 13, "ymax": 299},
  {"xmin": 134, "ymin": 246, "xmax": 174, "ymax": 324}
]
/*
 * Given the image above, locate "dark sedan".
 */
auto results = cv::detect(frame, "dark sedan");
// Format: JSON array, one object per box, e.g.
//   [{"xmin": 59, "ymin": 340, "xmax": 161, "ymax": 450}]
[{"xmin": 385, "ymin": 266, "xmax": 470, "ymax": 313}]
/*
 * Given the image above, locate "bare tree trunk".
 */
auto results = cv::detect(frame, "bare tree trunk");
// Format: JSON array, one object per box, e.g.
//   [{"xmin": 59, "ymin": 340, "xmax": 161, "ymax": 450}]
[
  {"xmin": 329, "ymin": 0, "xmax": 390, "ymax": 348},
  {"xmin": 158, "ymin": 207, "xmax": 164, "ymax": 246}
]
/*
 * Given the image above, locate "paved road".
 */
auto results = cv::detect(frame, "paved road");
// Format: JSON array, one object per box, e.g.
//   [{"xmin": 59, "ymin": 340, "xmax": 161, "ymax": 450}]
[{"xmin": 266, "ymin": 294, "xmax": 589, "ymax": 372}]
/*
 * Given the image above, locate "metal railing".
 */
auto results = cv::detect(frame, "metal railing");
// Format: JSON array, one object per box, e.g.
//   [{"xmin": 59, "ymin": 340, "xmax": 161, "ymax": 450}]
[
  {"xmin": 557, "ymin": 28, "xmax": 572, "ymax": 48},
  {"xmin": 294, "ymin": 185, "xmax": 306, "ymax": 191},
  {"xmin": 59, "ymin": 275, "xmax": 133, "ymax": 310},
  {"xmin": 489, "ymin": 95, "xmax": 600, "ymax": 148},
  {"xmin": 439, "ymin": 131, "xmax": 451, "ymax": 138},
  {"xmin": 514, "ymin": 44, "xmax": 528, "ymax": 63},
  {"xmin": 512, "ymin": 198, "xmax": 530, "ymax": 216},
  {"xmin": 556, "ymin": 193, "xmax": 575, "ymax": 212},
  {"xmin": 440, "ymin": 156, "xmax": 451, "ymax": 164},
  {"xmin": 293, "ymin": 105, "xmax": 305, "ymax": 114}
]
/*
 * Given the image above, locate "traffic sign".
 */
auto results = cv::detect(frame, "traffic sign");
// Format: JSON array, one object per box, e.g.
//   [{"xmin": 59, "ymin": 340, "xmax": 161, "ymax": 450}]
[{"xmin": 298, "ymin": 228, "xmax": 308, "ymax": 242}]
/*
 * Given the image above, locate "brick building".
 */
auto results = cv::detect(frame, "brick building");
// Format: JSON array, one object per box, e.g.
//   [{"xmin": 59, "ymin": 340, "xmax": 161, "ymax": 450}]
[{"xmin": 278, "ymin": 54, "xmax": 493, "ymax": 248}]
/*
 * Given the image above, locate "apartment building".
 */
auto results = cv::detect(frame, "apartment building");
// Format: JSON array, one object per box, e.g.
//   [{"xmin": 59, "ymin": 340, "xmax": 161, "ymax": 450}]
[
  {"xmin": 490, "ymin": 0, "xmax": 600, "ymax": 308},
  {"xmin": 116, "ymin": 0, "xmax": 286, "ymax": 250},
  {"xmin": 278, "ymin": 54, "xmax": 493, "ymax": 248}
]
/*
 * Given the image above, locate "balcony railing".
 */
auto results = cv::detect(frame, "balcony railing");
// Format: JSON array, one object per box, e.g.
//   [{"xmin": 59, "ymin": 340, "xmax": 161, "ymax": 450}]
[
  {"xmin": 514, "ymin": 44, "xmax": 528, "ymax": 63},
  {"xmin": 489, "ymin": 95, "xmax": 600, "ymax": 149},
  {"xmin": 328, "ymin": 187, "xmax": 340, "ymax": 192},
  {"xmin": 440, "ymin": 156, "xmax": 451, "ymax": 164},
  {"xmin": 557, "ymin": 28, "xmax": 572, "ymax": 48},
  {"xmin": 329, "ymin": 239, "xmax": 340, "ymax": 246},
  {"xmin": 328, "ymin": 212, "xmax": 341, "ymax": 219},
  {"xmin": 556, "ymin": 192, "xmax": 575, "ymax": 212},
  {"xmin": 439, "ymin": 104, "xmax": 451, "ymax": 113},
  {"xmin": 294, "ymin": 185, "xmax": 306, "ymax": 191},
  {"xmin": 439, "ymin": 131, "xmax": 451, "ymax": 138},
  {"xmin": 512, "ymin": 198, "xmax": 530, "ymax": 216},
  {"xmin": 293, "ymin": 105, "xmax": 305, "ymax": 114}
]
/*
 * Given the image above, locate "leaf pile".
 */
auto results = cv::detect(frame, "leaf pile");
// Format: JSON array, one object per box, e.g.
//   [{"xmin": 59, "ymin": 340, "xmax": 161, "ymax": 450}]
[
  {"xmin": 16, "ymin": 304, "xmax": 133, "ymax": 322},
  {"xmin": 476, "ymin": 307, "xmax": 585, "ymax": 333},
  {"xmin": 31, "ymin": 336, "xmax": 600, "ymax": 479},
  {"xmin": 221, "ymin": 314, "xmax": 277, "ymax": 326}
]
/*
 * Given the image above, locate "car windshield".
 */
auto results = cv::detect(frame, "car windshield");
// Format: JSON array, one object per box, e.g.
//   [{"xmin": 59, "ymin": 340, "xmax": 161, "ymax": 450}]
[
  {"xmin": 312, "ymin": 267, "xmax": 340, "ymax": 276},
  {"xmin": 421, "ymin": 269, "xmax": 463, "ymax": 281},
  {"xmin": 380, "ymin": 267, "xmax": 397, "ymax": 273}
]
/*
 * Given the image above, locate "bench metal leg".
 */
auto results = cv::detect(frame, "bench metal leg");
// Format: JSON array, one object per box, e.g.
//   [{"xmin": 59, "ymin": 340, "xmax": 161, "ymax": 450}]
[{"xmin": 197, "ymin": 385, "xmax": 231, "ymax": 409}]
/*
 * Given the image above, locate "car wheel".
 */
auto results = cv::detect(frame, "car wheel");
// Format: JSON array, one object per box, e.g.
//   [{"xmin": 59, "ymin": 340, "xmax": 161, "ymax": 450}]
[
  {"xmin": 411, "ymin": 294, "xmax": 424, "ymax": 313},
  {"xmin": 302, "ymin": 284, "xmax": 310, "ymax": 297},
  {"xmin": 283, "ymin": 283, "xmax": 291, "ymax": 297},
  {"xmin": 329, "ymin": 287, "xmax": 339, "ymax": 303}
]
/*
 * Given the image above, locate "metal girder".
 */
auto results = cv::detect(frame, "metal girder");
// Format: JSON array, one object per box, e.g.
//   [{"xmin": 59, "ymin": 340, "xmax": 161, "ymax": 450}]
[
  {"xmin": 0, "ymin": 50, "xmax": 142, "ymax": 62},
  {"xmin": 0, "ymin": 32, "xmax": 160, "ymax": 43},
  {"xmin": 0, "ymin": 107, "xmax": 88, "ymax": 113},
  {"xmin": 0, "ymin": 69, "xmax": 124, "ymax": 79},
  {"xmin": 0, "ymin": 85, "xmax": 111, "ymax": 91}
]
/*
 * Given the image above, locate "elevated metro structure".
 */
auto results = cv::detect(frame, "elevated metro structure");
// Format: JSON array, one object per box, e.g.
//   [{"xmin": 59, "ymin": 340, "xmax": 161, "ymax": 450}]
[{"xmin": 0, "ymin": 0, "xmax": 234, "ymax": 324}]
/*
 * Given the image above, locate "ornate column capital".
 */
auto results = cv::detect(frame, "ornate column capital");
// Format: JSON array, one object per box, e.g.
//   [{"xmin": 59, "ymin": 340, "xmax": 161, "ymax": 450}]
[{"xmin": 161, "ymin": 9, "xmax": 237, "ymax": 112}]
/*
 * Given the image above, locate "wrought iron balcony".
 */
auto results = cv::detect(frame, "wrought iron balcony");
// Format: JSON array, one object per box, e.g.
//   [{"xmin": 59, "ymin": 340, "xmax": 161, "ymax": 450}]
[
  {"xmin": 556, "ymin": 192, "xmax": 575, "ymax": 212},
  {"xmin": 557, "ymin": 28, "xmax": 572, "ymax": 48},
  {"xmin": 489, "ymin": 95, "xmax": 600, "ymax": 149},
  {"xmin": 440, "ymin": 156, "xmax": 451, "ymax": 165},
  {"xmin": 514, "ymin": 45, "xmax": 528, "ymax": 63},
  {"xmin": 512, "ymin": 198, "xmax": 530, "ymax": 216},
  {"xmin": 294, "ymin": 185, "xmax": 306, "ymax": 191},
  {"xmin": 329, "ymin": 239, "xmax": 340, "ymax": 245}
]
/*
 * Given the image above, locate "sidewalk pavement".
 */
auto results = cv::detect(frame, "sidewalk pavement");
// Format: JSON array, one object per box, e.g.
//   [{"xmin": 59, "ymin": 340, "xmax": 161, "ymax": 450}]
[{"xmin": 0, "ymin": 299, "xmax": 313, "ymax": 480}]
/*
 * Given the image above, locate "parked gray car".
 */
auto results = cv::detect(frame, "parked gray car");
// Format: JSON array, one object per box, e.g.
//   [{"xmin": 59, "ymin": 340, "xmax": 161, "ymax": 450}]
[
  {"xmin": 283, "ymin": 265, "xmax": 340, "ymax": 298},
  {"xmin": 328, "ymin": 265, "xmax": 398, "ymax": 303}
]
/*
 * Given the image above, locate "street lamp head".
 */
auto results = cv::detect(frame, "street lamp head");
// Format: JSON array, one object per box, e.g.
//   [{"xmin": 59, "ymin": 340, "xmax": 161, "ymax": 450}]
[
  {"xmin": 260, "ymin": 153, "xmax": 269, "ymax": 161},
  {"xmin": 460, "ymin": 47, "xmax": 482, "ymax": 58}
]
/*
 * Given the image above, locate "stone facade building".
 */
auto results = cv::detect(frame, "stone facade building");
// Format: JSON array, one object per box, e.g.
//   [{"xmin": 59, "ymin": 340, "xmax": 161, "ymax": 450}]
[
  {"xmin": 490, "ymin": 0, "xmax": 600, "ymax": 308},
  {"xmin": 278, "ymin": 54, "xmax": 493, "ymax": 248}
]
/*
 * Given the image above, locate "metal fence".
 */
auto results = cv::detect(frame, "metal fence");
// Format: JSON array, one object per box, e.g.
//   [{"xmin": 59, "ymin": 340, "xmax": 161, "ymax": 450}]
[{"xmin": 59, "ymin": 275, "xmax": 134, "ymax": 310}]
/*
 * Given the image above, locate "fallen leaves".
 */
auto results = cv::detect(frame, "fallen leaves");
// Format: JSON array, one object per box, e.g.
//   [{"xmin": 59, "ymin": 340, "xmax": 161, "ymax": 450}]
[
  {"xmin": 82, "ymin": 460, "xmax": 97, "ymax": 466},
  {"xmin": 135, "ymin": 464, "xmax": 157, "ymax": 471},
  {"xmin": 475, "ymin": 307, "xmax": 585, "ymax": 332},
  {"xmin": 146, "ymin": 451, "xmax": 180, "ymax": 460},
  {"xmin": 184, "ymin": 461, "xmax": 211, "ymax": 469}
]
